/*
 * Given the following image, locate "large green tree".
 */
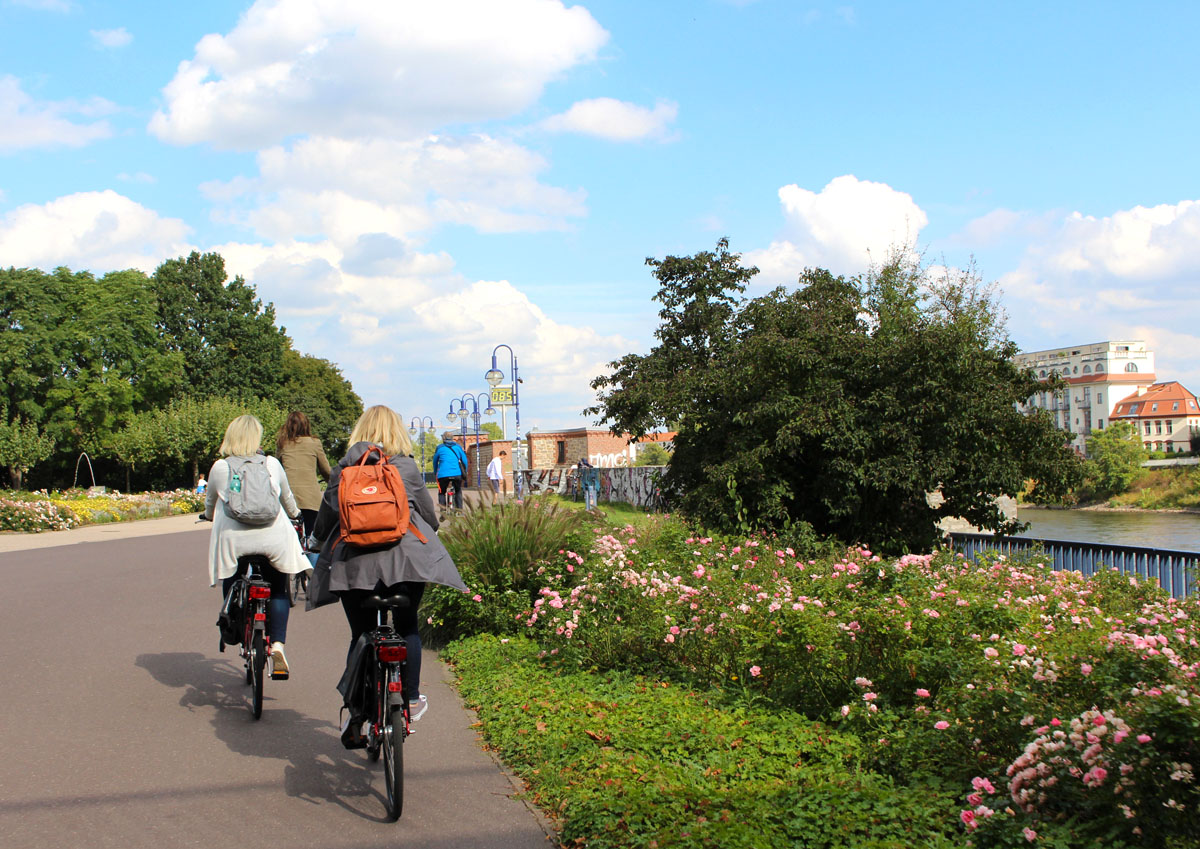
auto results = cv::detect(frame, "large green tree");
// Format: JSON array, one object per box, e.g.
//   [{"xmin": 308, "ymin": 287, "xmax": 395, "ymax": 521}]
[
  {"xmin": 1083, "ymin": 422, "xmax": 1146, "ymax": 500},
  {"xmin": 588, "ymin": 242, "xmax": 1082, "ymax": 553},
  {"xmin": 0, "ymin": 417, "xmax": 55, "ymax": 489},
  {"xmin": 271, "ymin": 347, "xmax": 363, "ymax": 458},
  {"xmin": 0, "ymin": 266, "xmax": 183, "ymax": 456},
  {"xmin": 152, "ymin": 252, "xmax": 288, "ymax": 401}
]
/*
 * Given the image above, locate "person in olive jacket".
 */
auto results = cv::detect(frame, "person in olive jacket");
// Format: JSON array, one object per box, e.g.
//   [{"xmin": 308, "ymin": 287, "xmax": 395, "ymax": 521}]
[
  {"xmin": 276, "ymin": 411, "xmax": 332, "ymax": 536},
  {"xmin": 308, "ymin": 405, "xmax": 466, "ymax": 739}
]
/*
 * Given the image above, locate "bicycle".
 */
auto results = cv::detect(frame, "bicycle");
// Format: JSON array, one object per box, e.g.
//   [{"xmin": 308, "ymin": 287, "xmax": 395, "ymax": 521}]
[
  {"xmin": 288, "ymin": 518, "xmax": 315, "ymax": 606},
  {"xmin": 218, "ymin": 555, "xmax": 281, "ymax": 719},
  {"xmin": 345, "ymin": 591, "xmax": 412, "ymax": 821}
]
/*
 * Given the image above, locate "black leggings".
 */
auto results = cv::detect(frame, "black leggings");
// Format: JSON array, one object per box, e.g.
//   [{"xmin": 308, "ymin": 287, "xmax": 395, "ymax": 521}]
[{"xmin": 339, "ymin": 582, "xmax": 425, "ymax": 702}]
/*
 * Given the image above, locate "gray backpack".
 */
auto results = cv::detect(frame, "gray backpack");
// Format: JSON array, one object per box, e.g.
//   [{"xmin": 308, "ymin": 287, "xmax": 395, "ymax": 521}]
[{"xmin": 223, "ymin": 454, "xmax": 279, "ymax": 526}]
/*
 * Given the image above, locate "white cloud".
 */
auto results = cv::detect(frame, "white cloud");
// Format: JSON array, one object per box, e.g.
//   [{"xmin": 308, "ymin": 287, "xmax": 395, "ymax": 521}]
[
  {"xmin": 0, "ymin": 190, "xmax": 192, "ymax": 272},
  {"xmin": 204, "ymin": 134, "xmax": 586, "ymax": 241},
  {"xmin": 149, "ymin": 0, "xmax": 609, "ymax": 150},
  {"xmin": 91, "ymin": 27, "xmax": 132, "ymax": 48},
  {"xmin": 0, "ymin": 76, "xmax": 113, "ymax": 152},
  {"xmin": 746, "ymin": 174, "xmax": 928, "ymax": 284},
  {"xmin": 539, "ymin": 97, "xmax": 678, "ymax": 142}
]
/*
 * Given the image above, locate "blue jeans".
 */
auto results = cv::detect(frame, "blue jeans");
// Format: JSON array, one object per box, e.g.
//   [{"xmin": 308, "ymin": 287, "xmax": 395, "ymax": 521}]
[{"xmin": 222, "ymin": 561, "xmax": 290, "ymax": 643}]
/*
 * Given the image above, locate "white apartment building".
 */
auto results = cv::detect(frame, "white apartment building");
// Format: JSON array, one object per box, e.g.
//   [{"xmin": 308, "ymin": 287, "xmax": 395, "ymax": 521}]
[{"xmin": 1013, "ymin": 341, "xmax": 1156, "ymax": 454}]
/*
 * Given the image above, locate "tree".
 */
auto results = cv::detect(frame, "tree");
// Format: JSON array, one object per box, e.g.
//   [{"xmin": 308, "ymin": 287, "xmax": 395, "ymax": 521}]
[
  {"xmin": 1083, "ymin": 422, "xmax": 1146, "ymax": 500},
  {"xmin": 634, "ymin": 441, "xmax": 672, "ymax": 466},
  {"xmin": 480, "ymin": 421, "xmax": 504, "ymax": 442},
  {"xmin": 152, "ymin": 252, "xmax": 288, "ymax": 402},
  {"xmin": 0, "ymin": 417, "xmax": 55, "ymax": 489},
  {"xmin": 588, "ymin": 242, "xmax": 1082, "ymax": 553},
  {"xmin": 271, "ymin": 347, "xmax": 363, "ymax": 458}
]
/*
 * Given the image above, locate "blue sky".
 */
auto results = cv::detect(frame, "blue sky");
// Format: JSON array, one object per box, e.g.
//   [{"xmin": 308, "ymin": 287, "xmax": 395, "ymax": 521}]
[{"xmin": 3, "ymin": 0, "xmax": 1200, "ymax": 435}]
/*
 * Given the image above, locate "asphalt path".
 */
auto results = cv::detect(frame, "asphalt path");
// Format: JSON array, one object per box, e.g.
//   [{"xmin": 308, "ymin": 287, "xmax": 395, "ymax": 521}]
[{"xmin": 0, "ymin": 520, "xmax": 554, "ymax": 849}]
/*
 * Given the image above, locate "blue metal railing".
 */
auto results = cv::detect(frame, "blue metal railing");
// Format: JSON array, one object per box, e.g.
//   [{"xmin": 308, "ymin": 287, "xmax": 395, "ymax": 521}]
[{"xmin": 948, "ymin": 533, "xmax": 1199, "ymax": 600}]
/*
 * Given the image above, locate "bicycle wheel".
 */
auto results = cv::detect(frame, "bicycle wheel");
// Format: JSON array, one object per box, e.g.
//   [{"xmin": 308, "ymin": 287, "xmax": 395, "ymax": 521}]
[
  {"xmin": 382, "ymin": 675, "xmax": 404, "ymax": 820},
  {"xmin": 287, "ymin": 574, "xmax": 298, "ymax": 607},
  {"xmin": 249, "ymin": 630, "xmax": 265, "ymax": 719}
]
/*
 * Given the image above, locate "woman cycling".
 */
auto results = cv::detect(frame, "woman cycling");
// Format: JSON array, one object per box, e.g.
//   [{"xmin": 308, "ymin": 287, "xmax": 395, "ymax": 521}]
[
  {"xmin": 307, "ymin": 405, "xmax": 465, "ymax": 741},
  {"xmin": 205, "ymin": 414, "xmax": 309, "ymax": 678},
  {"xmin": 276, "ymin": 411, "xmax": 332, "ymax": 537}
]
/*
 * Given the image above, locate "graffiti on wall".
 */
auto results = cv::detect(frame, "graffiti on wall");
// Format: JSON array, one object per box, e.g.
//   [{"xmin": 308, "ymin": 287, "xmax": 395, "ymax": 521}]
[{"xmin": 519, "ymin": 466, "xmax": 665, "ymax": 511}]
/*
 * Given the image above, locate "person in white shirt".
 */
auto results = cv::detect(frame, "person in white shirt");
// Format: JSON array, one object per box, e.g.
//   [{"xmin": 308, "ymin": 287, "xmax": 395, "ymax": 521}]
[{"xmin": 486, "ymin": 450, "xmax": 507, "ymax": 505}]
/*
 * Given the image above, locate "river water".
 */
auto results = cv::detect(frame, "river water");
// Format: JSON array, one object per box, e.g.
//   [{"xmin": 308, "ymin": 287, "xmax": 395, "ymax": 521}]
[{"xmin": 1015, "ymin": 507, "xmax": 1200, "ymax": 553}]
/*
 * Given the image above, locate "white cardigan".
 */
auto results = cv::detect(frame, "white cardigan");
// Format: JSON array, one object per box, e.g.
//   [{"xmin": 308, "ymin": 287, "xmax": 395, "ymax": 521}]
[{"xmin": 203, "ymin": 455, "xmax": 309, "ymax": 586}]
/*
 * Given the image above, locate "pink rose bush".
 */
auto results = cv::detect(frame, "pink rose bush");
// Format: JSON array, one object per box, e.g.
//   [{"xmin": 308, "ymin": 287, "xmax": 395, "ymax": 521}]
[{"xmin": 437, "ymin": 510, "xmax": 1200, "ymax": 846}]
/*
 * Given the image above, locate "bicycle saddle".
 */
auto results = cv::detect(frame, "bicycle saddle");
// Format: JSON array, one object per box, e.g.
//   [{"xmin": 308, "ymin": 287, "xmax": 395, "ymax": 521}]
[{"xmin": 363, "ymin": 593, "xmax": 411, "ymax": 611}]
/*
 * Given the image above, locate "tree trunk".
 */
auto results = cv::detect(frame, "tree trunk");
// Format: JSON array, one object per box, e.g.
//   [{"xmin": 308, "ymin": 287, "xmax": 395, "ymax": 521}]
[
  {"xmin": 126, "ymin": 465, "xmax": 131, "ymax": 493},
  {"xmin": 11, "ymin": 467, "xmax": 22, "ymax": 490},
  {"xmin": 193, "ymin": 458, "xmax": 199, "ymax": 486}
]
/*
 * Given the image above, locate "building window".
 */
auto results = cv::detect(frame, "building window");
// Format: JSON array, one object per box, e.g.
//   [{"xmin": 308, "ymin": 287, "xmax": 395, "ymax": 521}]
[
  {"xmin": 556, "ymin": 441, "xmax": 566, "ymax": 464},
  {"xmin": 1145, "ymin": 422, "xmax": 1152, "ymax": 435},
  {"xmin": 1125, "ymin": 363, "xmax": 1138, "ymax": 372},
  {"xmin": 1082, "ymin": 365, "xmax": 1091, "ymax": 374},
  {"xmin": 1129, "ymin": 403, "xmax": 1138, "ymax": 414},
  {"xmin": 1173, "ymin": 402, "xmax": 1180, "ymax": 411},
  {"xmin": 1167, "ymin": 421, "xmax": 1173, "ymax": 434},
  {"xmin": 1097, "ymin": 392, "xmax": 1103, "ymax": 406},
  {"xmin": 1152, "ymin": 403, "xmax": 1158, "ymax": 411},
  {"xmin": 1083, "ymin": 387, "xmax": 1091, "ymax": 403},
  {"xmin": 1097, "ymin": 419, "xmax": 1104, "ymax": 429},
  {"xmin": 1039, "ymin": 370, "xmax": 1046, "ymax": 378},
  {"xmin": 1156, "ymin": 421, "xmax": 1163, "ymax": 435},
  {"xmin": 1095, "ymin": 363, "xmax": 1104, "ymax": 372}
]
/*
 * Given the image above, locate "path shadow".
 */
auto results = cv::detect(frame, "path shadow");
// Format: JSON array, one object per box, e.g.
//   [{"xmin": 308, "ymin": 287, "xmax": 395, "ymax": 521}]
[{"xmin": 135, "ymin": 650, "xmax": 392, "ymax": 822}]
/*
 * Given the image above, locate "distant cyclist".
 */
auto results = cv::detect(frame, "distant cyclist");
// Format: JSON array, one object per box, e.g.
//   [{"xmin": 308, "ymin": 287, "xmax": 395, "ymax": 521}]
[
  {"xmin": 205, "ymin": 414, "xmax": 309, "ymax": 677},
  {"xmin": 276, "ymin": 410, "xmax": 332, "ymax": 537},
  {"xmin": 432, "ymin": 432, "xmax": 469, "ymax": 510},
  {"xmin": 307, "ymin": 405, "xmax": 465, "ymax": 739}
]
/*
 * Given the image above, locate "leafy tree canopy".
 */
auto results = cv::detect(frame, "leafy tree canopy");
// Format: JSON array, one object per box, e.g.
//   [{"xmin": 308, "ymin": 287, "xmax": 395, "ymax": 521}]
[
  {"xmin": 1082, "ymin": 421, "xmax": 1146, "ymax": 501},
  {"xmin": 152, "ymin": 252, "xmax": 288, "ymax": 401},
  {"xmin": 271, "ymin": 347, "xmax": 363, "ymax": 458},
  {"xmin": 588, "ymin": 241, "xmax": 1083, "ymax": 553}
]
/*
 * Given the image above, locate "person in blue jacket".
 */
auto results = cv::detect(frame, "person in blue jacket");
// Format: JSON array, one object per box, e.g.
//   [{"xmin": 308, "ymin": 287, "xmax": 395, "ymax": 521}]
[{"xmin": 432, "ymin": 432, "xmax": 469, "ymax": 509}]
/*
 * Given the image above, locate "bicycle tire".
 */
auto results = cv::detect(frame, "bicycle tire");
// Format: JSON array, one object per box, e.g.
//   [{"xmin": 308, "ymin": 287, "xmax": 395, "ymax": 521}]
[
  {"xmin": 250, "ymin": 630, "xmax": 265, "ymax": 719},
  {"xmin": 287, "ymin": 575, "xmax": 298, "ymax": 608},
  {"xmin": 382, "ymin": 672, "xmax": 404, "ymax": 820}
]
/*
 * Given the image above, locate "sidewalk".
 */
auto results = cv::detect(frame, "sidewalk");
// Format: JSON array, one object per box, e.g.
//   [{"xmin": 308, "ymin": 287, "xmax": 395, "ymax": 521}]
[{"xmin": 0, "ymin": 511, "xmax": 205, "ymax": 553}]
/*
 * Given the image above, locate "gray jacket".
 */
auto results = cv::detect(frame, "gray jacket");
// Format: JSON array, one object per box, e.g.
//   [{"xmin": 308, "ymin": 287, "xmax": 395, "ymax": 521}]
[{"xmin": 306, "ymin": 442, "xmax": 466, "ymax": 609}]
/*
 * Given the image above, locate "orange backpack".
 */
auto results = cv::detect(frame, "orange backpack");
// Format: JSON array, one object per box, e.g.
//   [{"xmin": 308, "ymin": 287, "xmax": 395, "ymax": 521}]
[{"xmin": 338, "ymin": 446, "xmax": 428, "ymax": 548}]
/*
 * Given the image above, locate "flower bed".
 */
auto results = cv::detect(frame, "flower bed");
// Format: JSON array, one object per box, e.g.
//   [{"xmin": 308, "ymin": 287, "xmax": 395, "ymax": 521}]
[
  {"xmin": 0, "ymin": 488, "xmax": 205, "ymax": 533},
  {"xmin": 437, "ymin": 513, "xmax": 1200, "ymax": 847}
]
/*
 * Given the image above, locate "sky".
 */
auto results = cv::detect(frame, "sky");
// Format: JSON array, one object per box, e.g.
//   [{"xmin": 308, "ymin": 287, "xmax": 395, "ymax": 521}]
[{"xmin": 3, "ymin": 0, "xmax": 1200, "ymax": 437}]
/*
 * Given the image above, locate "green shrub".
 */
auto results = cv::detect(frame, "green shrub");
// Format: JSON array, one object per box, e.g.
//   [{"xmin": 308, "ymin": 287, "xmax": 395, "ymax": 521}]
[
  {"xmin": 423, "ymin": 496, "xmax": 591, "ymax": 644},
  {"xmin": 446, "ymin": 635, "xmax": 962, "ymax": 849}
]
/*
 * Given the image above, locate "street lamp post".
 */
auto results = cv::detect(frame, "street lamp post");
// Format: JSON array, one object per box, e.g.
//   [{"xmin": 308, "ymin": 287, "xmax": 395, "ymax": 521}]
[
  {"xmin": 485, "ymin": 345, "xmax": 521, "ymax": 499},
  {"xmin": 446, "ymin": 393, "xmax": 495, "ymax": 489},
  {"xmin": 407, "ymin": 416, "xmax": 435, "ymax": 482}
]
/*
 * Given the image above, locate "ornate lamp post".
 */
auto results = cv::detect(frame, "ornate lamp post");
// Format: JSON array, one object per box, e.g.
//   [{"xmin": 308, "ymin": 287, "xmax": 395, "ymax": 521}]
[
  {"xmin": 407, "ymin": 416, "xmax": 435, "ymax": 482},
  {"xmin": 485, "ymin": 344, "xmax": 521, "ymax": 499},
  {"xmin": 447, "ymin": 392, "xmax": 496, "ymax": 488}
]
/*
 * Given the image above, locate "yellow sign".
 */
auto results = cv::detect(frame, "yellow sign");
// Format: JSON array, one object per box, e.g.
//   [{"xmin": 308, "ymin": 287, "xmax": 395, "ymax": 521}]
[{"xmin": 489, "ymin": 385, "xmax": 514, "ymax": 406}]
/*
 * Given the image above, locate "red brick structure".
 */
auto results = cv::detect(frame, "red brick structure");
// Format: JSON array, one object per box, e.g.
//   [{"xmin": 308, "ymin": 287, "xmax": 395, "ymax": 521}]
[{"xmin": 526, "ymin": 428, "xmax": 675, "ymax": 468}]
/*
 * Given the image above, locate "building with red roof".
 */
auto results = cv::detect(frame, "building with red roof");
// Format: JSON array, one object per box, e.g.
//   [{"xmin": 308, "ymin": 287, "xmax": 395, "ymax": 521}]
[{"xmin": 1110, "ymin": 382, "xmax": 1200, "ymax": 453}]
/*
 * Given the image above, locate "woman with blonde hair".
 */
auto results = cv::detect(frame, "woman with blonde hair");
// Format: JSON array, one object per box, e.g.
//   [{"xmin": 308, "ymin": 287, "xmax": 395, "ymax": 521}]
[
  {"xmin": 309, "ymin": 405, "xmax": 464, "ymax": 741},
  {"xmin": 204, "ymin": 414, "xmax": 308, "ymax": 677},
  {"xmin": 276, "ymin": 411, "xmax": 332, "ymax": 537}
]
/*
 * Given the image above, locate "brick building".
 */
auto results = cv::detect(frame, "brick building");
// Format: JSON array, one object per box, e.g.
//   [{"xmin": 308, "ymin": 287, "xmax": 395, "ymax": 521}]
[{"xmin": 526, "ymin": 428, "xmax": 675, "ymax": 468}]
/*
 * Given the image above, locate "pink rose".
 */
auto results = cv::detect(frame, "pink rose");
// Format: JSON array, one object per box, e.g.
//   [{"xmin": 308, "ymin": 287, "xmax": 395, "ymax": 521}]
[
  {"xmin": 915, "ymin": 688, "xmax": 931, "ymax": 698},
  {"xmin": 472, "ymin": 594, "xmax": 483, "ymax": 602},
  {"xmin": 1136, "ymin": 733, "xmax": 1152, "ymax": 743},
  {"xmin": 1012, "ymin": 643, "xmax": 1027, "ymax": 656},
  {"xmin": 1023, "ymin": 827, "xmax": 1038, "ymax": 842},
  {"xmin": 749, "ymin": 665, "xmax": 762, "ymax": 677},
  {"xmin": 1080, "ymin": 663, "xmax": 1092, "ymax": 675},
  {"xmin": 935, "ymin": 721, "xmax": 950, "ymax": 730}
]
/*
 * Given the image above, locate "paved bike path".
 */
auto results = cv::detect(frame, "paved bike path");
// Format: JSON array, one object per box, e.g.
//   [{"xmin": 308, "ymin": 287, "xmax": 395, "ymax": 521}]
[{"xmin": 0, "ymin": 521, "xmax": 555, "ymax": 849}]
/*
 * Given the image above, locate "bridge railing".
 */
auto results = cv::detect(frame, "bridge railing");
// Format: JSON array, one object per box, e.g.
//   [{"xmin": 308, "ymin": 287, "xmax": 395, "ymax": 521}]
[{"xmin": 948, "ymin": 533, "xmax": 1199, "ymax": 600}]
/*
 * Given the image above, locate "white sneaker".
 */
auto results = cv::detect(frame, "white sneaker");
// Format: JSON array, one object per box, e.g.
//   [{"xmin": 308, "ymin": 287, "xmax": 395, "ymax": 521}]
[
  {"xmin": 408, "ymin": 694, "xmax": 428, "ymax": 722},
  {"xmin": 270, "ymin": 642, "xmax": 289, "ymax": 678}
]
